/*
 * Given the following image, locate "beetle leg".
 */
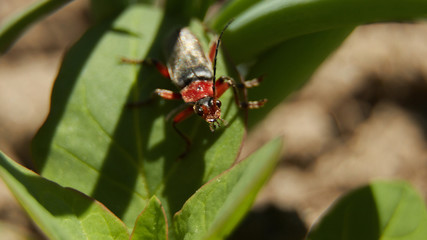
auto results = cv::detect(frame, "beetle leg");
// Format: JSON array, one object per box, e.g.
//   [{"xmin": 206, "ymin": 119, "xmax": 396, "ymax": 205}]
[
  {"xmin": 208, "ymin": 20, "xmax": 234, "ymax": 63},
  {"xmin": 147, "ymin": 59, "xmax": 170, "ymax": 79},
  {"xmin": 127, "ymin": 88, "xmax": 182, "ymax": 107},
  {"xmin": 172, "ymin": 105, "xmax": 194, "ymax": 123},
  {"xmin": 172, "ymin": 106, "xmax": 194, "ymax": 159},
  {"xmin": 218, "ymin": 76, "xmax": 264, "ymax": 90},
  {"xmin": 214, "ymin": 76, "xmax": 230, "ymax": 97},
  {"xmin": 154, "ymin": 89, "xmax": 182, "ymax": 100},
  {"xmin": 216, "ymin": 76, "xmax": 267, "ymax": 109},
  {"xmin": 241, "ymin": 76, "xmax": 264, "ymax": 88},
  {"xmin": 120, "ymin": 57, "xmax": 143, "ymax": 64},
  {"xmin": 238, "ymin": 99, "xmax": 267, "ymax": 109},
  {"xmin": 121, "ymin": 57, "xmax": 170, "ymax": 79},
  {"xmin": 208, "ymin": 40, "xmax": 217, "ymax": 63}
]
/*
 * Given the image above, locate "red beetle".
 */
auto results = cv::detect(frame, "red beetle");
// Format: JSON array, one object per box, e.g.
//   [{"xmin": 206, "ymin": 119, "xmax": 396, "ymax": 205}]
[{"xmin": 123, "ymin": 21, "xmax": 266, "ymax": 156}]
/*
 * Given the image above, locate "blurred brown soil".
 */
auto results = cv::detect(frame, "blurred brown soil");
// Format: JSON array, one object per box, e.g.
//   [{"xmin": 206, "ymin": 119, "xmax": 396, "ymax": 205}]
[
  {"xmin": 0, "ymin": 1, "xmax": 90, "ymax": 239},
  {"xmin": 1, "ymin": 1, "xmax": 427, "ymax": 239},
  {"xmin": 239, "ymin": 22, "xmax": 427, "ymax": 239}
]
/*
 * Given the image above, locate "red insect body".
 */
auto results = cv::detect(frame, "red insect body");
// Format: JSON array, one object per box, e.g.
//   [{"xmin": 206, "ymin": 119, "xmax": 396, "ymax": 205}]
[
  {"xmin": 180, "ymin": 80, "xmax": 230, "ymax": 103},
  {"xmin": 180, "ymin": 81, "xmax": 214, "ymax": 103},
  {"xmin": 123, "ymin": 21, "xmax": 266, "ymax": 157}
]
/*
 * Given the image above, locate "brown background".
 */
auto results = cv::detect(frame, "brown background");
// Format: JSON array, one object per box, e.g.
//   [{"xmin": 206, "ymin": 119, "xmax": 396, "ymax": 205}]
[{"xmin": 1, "ymin": 1, "xmax": 427, "ymax": 239}]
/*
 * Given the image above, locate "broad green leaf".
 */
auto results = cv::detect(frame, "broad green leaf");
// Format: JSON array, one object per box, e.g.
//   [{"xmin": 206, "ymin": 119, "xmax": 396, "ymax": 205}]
[
  {"xmin": 131, "ymin": 196, "xmax": 168, "ymax": 240},
  {"xmin": 0, "ymin": 151, "xmax": 129, "ymax": 240},
  {"xmin": 209, "ymin": 0, "xmax": 261, "ymax": 30},
  {"xmin": 32, "ymin": 4, "xmax": 245, "ymax": 228},
  {"xmin": 90, "ymin": 0, "xmax": 155, "ymax": 22},
  {"xmin": 220, "ymin": 0, "xmax": 427, "ymax": 63},
  {"xmin": 0, "ymin": 0, "xmax": 72, "ymax": 54},
  {"xmin": 165, "ymin": 0, "xmax": 216, "ymax": 21},
  {"xmin": 173, "ymin": 138, "xmax": 282, "ymax": 240},
  {"xmin": 246, "ymin": 27, "xmax": 355, "ymax": 125},
  {"xmin": 307, "ymin": 181, "xmax": 427, "ymax": 240}
]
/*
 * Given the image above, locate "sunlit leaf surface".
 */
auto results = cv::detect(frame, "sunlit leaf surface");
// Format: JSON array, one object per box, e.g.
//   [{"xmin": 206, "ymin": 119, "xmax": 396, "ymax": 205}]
[
  {"xmin": 0, "ymin": 151, "xmax": 129, "ymax": 240},
  {"xmin": 307, "ymin": 181, "xmax": 427, "ymax": 240},
  {"xmin": 32, "ymin": 5, "xmax": 245, "ymax": 228}
]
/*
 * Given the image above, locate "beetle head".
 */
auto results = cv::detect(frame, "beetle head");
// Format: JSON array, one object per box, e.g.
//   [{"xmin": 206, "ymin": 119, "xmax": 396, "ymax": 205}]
[{"xmin": 193, "ymin": 97, "xmax": 223, "ymax": 132}]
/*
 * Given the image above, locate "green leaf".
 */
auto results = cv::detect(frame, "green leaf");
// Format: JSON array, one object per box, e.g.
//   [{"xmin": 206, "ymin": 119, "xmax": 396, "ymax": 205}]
[
  {"xmin": 307, "ymin": 181, "xmax": 427, "ymax": 240},
  {"xmin": 89, "ymin": 0, "xmax": 155, "ymax": 22},
  {"xmin": 220, "ymin": 0, "xmax": 427, "ymax": 63},
  {"xmin": 173, "ymin": 138, "xmax": 282, "ymax": 240},
  {"xmin": 0, "ymin": 151, "xmax": 129, "ymax": 240},
  {"xmin": 165, "ymin": 0, "xmax": 216, "ymax": 21},
  {"xmin": 209, "ymin": 0, "xmax": 261, "ymax": 30},
  {"xmin": 246, "ymin": 27, "xmax": 354, "ymax": 125},
  {"xmin": 32, "ymin": 4, "xmax": 245, "ymax": 229},
  {"xmin": 26, "ymin": 1, "xmax": 427, "ymax": 239},
  {"xmin": 131, "ymin": 196, "xmax": 168, "ymax": 240},
  {"xmin": 0, "ymin": 0, "xmax": 72, "ymax": 54}
]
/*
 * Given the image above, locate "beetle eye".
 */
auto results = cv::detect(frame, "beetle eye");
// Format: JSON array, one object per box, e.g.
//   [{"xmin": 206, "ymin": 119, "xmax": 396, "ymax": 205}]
[
  {"xmin": 215, "ymin": 100, "xmax": 222, "ymax": 108},
  {"xmin": 196, "ymin": 106, "xmax": 204, "ymax": 116}
]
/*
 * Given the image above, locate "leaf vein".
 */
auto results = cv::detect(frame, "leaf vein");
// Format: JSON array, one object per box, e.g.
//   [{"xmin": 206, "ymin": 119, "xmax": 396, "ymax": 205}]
[
  {"xmin": 80, "ymin": 81, "xmax": 150, "ymax": 195},
  {"xmin": 53, "ymin": 143, "xmax": 146, "ymax": 200}
]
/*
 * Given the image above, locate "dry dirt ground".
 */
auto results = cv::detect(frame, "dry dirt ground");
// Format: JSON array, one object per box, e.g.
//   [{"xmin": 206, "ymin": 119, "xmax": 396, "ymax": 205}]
[{"xmin": 1, "ymin": 1, "xmax": 427, "ymax": 239}]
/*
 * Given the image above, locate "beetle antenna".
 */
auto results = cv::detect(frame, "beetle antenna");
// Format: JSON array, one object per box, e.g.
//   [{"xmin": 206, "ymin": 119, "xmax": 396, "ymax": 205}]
[{"xmin": 213, "ymin": 19, "xmax": 234, "ymax": 99}]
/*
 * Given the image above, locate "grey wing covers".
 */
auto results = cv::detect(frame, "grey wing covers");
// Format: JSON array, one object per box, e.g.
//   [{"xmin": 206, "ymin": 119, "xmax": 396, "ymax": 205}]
[{"xmin": 165, "ymin": 28, "xmax": 213, "ymax": 88}]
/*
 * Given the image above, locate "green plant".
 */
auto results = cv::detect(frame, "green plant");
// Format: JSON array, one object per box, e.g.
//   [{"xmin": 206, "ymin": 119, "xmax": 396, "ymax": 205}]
[
  {"xmin": 0, "ymin": 0, "xmax": 427, "ymax": 239},
  {"xmin": 307, "ymin": 181, "xmax": 427, "ymax": 240}
]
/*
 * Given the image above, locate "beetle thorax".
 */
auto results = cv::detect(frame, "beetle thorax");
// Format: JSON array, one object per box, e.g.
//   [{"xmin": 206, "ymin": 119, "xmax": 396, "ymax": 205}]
[{"xmin": 180, "ymin": 80, "xmax": 214, "ymax": 103}]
